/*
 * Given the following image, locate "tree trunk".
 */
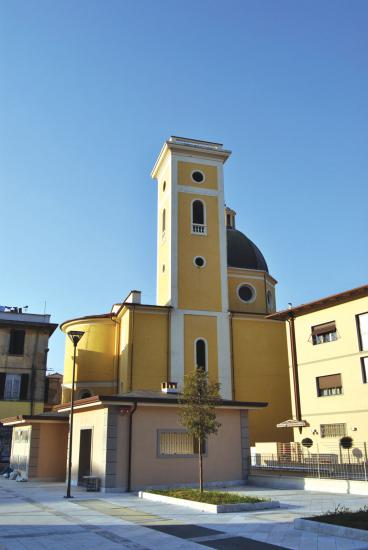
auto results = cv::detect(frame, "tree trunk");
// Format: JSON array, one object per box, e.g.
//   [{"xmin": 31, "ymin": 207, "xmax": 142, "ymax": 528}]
[{"xmin": 199, "ymin": 438, "xmax": 203, "ymax": 493}]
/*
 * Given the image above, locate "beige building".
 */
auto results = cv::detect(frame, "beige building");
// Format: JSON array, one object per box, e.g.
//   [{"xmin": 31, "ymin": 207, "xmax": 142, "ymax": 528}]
[
  {"xmin": 56, "ymin": 390, "xmax": 266, "ymax": 492},
  {"xmin": 2, "ymin": 413, "xmax": 68, "ymax": 481},
  {"xmin": 270, "ymin": 285, "xmax": 368, "ymax": 452}
]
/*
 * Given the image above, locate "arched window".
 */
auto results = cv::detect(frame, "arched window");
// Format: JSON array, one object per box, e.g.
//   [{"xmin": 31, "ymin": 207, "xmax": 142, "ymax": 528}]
[
  {"xmin": 195, "ymin": 338, "xmax": 207, "ymax": 370},
  {"xmin": 191, "ymin": 200, "xmax": 206, "ymax": 235},
  {"xmin": 162, "ymin": 208, "xmax": 166, "ymax": 235}
]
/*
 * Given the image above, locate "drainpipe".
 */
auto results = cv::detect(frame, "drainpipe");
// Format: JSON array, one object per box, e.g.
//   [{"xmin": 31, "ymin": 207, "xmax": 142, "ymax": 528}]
[
  {"xmin": 127, "ymin": 403, "xmax": 137, "ymax": 492},
  {"xmin": 287, "ymin": 313, "xmax": 302, "ymax": 430}
]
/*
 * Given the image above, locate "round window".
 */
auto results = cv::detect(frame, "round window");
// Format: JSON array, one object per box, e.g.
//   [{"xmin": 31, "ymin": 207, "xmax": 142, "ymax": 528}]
[
  {"xmin": 238, "ymin": 284, "xmax": 255, "ymax": 303},
  {"xmin": 194, "ymin": 256, "xmax": 206, "ymax": 268},
  {"xmin": 191, "ymin": 170, "xmax": 205, "ymax": 184}
]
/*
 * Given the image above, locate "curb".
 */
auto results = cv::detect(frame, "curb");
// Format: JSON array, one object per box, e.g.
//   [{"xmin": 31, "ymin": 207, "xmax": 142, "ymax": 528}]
[
  {"xmin": 138, "ymin": 491, "xmax": 280, "ymax": 514},
  {"xmin": 294, "ymin": 518, "xmax": 368, "ymax": 542}
]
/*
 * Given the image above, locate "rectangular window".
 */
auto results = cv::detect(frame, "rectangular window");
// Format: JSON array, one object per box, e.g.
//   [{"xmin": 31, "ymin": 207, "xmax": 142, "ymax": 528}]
[
  {"xmin": 357, "ymin": 313, "xmax": 368, "ymax": 351},
  {"xmin": 362, "ymin": 357, "xmax": 368, "ymax": 384},
  {"xmin": 8, "ymin": 329, "xmax": 25, "ymax": 355},
  {"xmin": 320, "ymin": 423, "xmax": 347, "ymax": 438},
  {"xmin": 4, "ymin": 374, "xmax": 21, "ymax": 400},
  {"xmin": 311, "ymin": 322, "xmax": 337, "ymax": 345},
  {"xmin": 158, "ymin": 431, "xmax": 206, "ymax": 457},
  {"xmin": 316, "ymin": 374, "xmax": 342, "ymax": 397}
]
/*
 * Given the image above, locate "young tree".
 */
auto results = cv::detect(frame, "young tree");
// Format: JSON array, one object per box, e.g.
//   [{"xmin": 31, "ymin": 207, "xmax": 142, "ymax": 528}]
[{"xmin": 179, "ymin": 369, "xmax": 221, "ymax": 492}]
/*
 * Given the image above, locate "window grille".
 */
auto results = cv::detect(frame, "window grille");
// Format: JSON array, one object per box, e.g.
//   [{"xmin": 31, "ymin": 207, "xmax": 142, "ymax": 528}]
[
  {"xmin": 158, "ymin": 431, "xmax": 205, "ymax": 456},
  {"xmin": 320, "ymin": 423, "xmax": 347, "ymax": 438}
]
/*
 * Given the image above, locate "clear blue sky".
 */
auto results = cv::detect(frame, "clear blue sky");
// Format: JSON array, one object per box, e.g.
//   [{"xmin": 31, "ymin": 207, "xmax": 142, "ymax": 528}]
[{"xmin": 1, "ymin": 1, "xmax": 367, "ymax": 373}]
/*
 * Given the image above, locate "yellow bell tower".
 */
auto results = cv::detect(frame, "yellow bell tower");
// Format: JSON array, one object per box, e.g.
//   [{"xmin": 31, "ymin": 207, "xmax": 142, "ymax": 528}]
[{"xmin": 152, "ymin": 137, "xmax": 232, "ymax": 398}]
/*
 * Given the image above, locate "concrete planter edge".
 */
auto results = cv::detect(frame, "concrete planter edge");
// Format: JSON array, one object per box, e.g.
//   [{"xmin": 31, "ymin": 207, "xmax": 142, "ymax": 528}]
[
  {"xmin": 138, "ymin": 491, "xmax": 280, "ymax": 513},
  {"xmin": 294, "ymin": 518, "xmax": 368, "ymax": 542}
]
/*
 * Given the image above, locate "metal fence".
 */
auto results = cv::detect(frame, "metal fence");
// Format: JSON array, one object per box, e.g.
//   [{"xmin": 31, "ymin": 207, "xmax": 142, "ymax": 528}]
[{"xmin": 250, "ymin": 441, "xmax": 368, "ymax": 481}]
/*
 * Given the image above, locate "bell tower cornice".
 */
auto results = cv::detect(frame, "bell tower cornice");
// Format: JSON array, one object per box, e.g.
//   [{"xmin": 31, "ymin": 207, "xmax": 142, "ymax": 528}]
[{"xmin": 151, "ymin": 136, "xmax": 231, "ymax": 179}]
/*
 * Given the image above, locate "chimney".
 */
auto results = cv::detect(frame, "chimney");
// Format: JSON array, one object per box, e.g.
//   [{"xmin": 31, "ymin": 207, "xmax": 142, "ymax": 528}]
[{"xmin": 125, "ymin": 290, "xmax": 142, "ymax": 304}]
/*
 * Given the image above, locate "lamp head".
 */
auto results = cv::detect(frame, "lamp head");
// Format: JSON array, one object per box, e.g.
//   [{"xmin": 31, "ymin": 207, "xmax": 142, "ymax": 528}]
[{"xmin": 67, "ymin": 330, "xmax": 85, "ymax": 347}]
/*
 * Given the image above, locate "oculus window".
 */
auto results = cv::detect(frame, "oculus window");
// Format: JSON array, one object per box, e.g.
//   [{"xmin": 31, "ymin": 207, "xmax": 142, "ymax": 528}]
[
  {"xmin": 238, "ymin": 284, "xmax": 256, "ymax": 303},
  {"xmin": 191, "ymin": 170, "xmax": 205, "ymax": 184}
]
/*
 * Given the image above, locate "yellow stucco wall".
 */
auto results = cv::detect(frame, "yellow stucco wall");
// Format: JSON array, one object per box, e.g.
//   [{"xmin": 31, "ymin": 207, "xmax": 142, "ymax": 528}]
[
  {"xmin": 184, "ymin": 315, "xmax": 218, "ymax": 382},
  {"xmin": 288, "ymin": 296, "xmax": 368, "ymax": 448},
  {"xmin": 61, "ymin": 318, "xmax": 117, "ymax": 402},
  {"xmin": 130, "ymin": 310, "xmax": 168, "ymax": 391},
  {"xmin": 228, "ymin": 268, "xmax": 276, "ymax": 314},
  {"xmin": 232, "ymin": 316, "xmax": 292, "ymax": 444},
  {"xmin": 177, "ymin": 161, "xmax": 218, "ymax": 190},
  {"xmin": 157, "ymin": 164, "xmax": 171, "ymax": 306},
  {"xmin": 178, "ymin": 193, "xmax": 222, "ymax": 311},
  {"xmin": 118, "ymin": 308, "xmax": 131, "ymax": 394},
  {"xmin": 0, "ymin": 401, "xmax": 43, "ymax": 418}
]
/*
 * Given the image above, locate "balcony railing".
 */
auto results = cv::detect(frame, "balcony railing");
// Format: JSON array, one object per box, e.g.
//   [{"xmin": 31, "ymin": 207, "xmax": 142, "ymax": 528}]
[{"xmin": 192, "ymin": 224, "xmax": 207, "ymax": 235}]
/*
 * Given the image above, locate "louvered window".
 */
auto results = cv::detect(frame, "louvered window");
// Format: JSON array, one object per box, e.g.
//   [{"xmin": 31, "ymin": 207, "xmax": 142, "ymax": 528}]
[
  {"xmin": 317, "ymin": 374, "xmax": 342, "ymax": 396},
  {"xmin": 311, "ymin": 322, "xmax": 337, "ymax": 345}
]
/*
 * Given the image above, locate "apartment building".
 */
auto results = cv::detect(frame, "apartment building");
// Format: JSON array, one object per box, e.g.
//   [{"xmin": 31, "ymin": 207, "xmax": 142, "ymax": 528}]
[
  {"xmin": 269, "ymin": 285, "xmax": 368, "ymax": 451},
  {"xmin": 0, "ymin": 308, "xmax": 57, "ymax": 461}
]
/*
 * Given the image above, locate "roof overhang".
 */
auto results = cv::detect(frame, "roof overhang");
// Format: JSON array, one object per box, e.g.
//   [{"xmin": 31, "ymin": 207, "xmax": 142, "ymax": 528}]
[
  {"xmin": 277, "ymin": 419, "xmax": 310, "ymax": 428},
  {"xmin": 1, "ymin": 414, "xmax": 69, "ymax": 426},
  {"xmin": 269, "ymin": 284, "xmax": 368, "ymax": 321},
  {"xmin": 56, "ymin": 394, "xmax": 268, "ymax": 414}
]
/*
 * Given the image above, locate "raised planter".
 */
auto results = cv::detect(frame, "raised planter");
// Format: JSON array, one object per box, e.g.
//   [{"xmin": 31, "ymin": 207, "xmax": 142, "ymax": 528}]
[
  {"xmin": 138, "ymin": 491, "xmax": 280, "ymax": 514},
  {"xmin": 294, "ymin": 518, "xmax": 368, "ymax": 542}
]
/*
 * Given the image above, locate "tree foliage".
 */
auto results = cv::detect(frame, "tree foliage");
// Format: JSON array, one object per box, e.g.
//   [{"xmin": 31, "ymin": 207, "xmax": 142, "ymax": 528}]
[
  {"xmin": 179, "ymin": 369, "xmax": 222, "ymax": 491},
  {"xmin": 180, "ymin": 369, "xmax": 221, "ymax": 439}
]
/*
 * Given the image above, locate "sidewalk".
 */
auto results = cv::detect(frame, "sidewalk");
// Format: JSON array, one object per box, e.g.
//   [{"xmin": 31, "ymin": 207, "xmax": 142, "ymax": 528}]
[{"xmin": 0, "ymin": 478, "xmax": 367, "ymax": 549}]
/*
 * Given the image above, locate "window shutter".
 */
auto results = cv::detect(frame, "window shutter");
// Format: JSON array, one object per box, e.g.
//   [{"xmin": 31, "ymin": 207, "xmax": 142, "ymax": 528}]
[
  {"xmin": 20, "ymin": 374, "xmax": 29, "ymax": 400},
  {"xmin": 0, "ymin": 373, "xmax": 5, "ymax": 399},
  {"xmin": 317, "ymin": 374, "xmax": 342, "ymax": 390},
  {"xmin": 312, "ymin": 322, "xmax": 336, "ymax": 336}
]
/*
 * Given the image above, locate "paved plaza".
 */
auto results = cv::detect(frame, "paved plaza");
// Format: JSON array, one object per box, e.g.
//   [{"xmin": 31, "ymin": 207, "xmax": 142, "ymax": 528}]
[{"xmin": 0, "ymin": 478, "xmax": 367, "ymax": 549}]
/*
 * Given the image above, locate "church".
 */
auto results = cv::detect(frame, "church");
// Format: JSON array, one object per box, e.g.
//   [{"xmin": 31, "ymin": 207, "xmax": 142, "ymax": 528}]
[
  {"xmin": 61, "ymin": 136, "xmax": 292, "ymax": 444},
  {"xmin": 5, "ymin": 137, "xmax": 293, "ymax": 490}
]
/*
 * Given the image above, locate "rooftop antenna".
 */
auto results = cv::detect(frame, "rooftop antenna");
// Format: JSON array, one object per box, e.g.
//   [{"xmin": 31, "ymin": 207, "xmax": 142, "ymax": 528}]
[{"xmin": 44, "ymin": 300, "xmax": 47, "ymax": 315}]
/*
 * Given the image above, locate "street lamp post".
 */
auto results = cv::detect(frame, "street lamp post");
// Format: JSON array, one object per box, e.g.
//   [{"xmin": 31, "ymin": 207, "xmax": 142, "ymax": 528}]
[{"xmin": 65, "ymin": 330, "xmax": 84, "ymax": 499}]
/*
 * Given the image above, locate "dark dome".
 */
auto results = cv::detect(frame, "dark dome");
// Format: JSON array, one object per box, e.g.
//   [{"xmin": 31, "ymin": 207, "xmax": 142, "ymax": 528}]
[{"xmin": 226, "ymin": 228, "xmax": 268, "ymax": 272}]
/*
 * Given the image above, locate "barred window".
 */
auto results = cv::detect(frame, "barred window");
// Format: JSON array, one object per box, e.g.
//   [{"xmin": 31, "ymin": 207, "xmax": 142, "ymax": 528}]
[
  {"xmin": 158, "ymin": 431, "xmax": 205, "ymax": 457},
  {"xmin": 320, "ymin": 423, "xmax": 347, "ymax": 438}
]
